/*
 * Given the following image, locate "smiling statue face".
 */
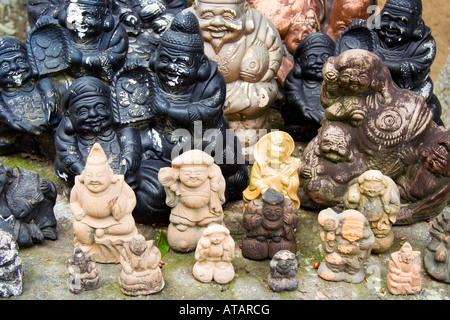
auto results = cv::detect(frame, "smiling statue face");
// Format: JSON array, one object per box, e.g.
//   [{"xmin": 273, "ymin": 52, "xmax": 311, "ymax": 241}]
[
  {"xmin": 0, "ymin": 50, "xmax": 32, "ymax": 88},
  {"xmin": 195, "ymin": 1, "xmax": 245, "ymax": 52},
  {"xmin": 179, "ymin": 165, "xmax": 209, "ymax": 188},
  {"xmin": 83, "ymin": 163, "xmax": 113, "ymax": 193},
  {"xmin": 69, "ymin": 95, "xmax": 113, "ymax": 135},
  {"xmin": 65, "ymin": 3, "xmax": 106, "ymax": 39},
  {"xmin": 262, "ymin": 203, "xmax": 283, "ymax": 221},
  {"xmin": 378, "ymin": 7, "xmax": 417, "ymax": 47}
]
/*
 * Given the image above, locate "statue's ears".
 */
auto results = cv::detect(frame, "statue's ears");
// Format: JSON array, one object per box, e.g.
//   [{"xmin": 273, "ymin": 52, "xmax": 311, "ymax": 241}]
[
  {"xmin": 103, "ymin": 9, "xmax": 114, "ymax": 32},
  {"xmin": 244, "ymin": 3, "xmax": 255, "ymax": 34},
  {"xmin": 197, "ymin": 56, "xmax": 211, "ymax": 82},
  {"xmin": 412, "ymin": 20, "xmax": 425, "ymax": 40},
  {"xmin": 293, "ymin": 63, "xmax": 302, "ymax": 78}
]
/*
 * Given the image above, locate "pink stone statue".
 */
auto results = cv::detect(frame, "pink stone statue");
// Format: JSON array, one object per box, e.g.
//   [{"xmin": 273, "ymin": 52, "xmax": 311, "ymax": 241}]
[
  {"xmin": 387, "ymin": 242, "xmax": 422, "ymax": 295},
  {"xmin": 70, "ymin": 143, "xmax": 139, "ymax": 263},
  {"xmin": 158, "ymin": 150, "xmax": 226, "ymax": 253},
  {"xmin": 192, "ymin": 224, "xmax": 235, "ymax": 284}
]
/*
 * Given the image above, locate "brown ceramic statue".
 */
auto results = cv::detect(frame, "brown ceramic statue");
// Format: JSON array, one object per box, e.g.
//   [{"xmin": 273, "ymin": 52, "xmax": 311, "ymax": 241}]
[
  {"xmin": 190, "ymin": 0, "xmax": 283, "ymax": 160},
  {"xmin": 387, "ymin": 242, "xmax": 422, "ymax": 295},
  {"xmin": 119, "ymin": 234, "xmax": 165, "ymax": 296},
  {"xmin": 243, "ymin": 131, "xmax": 300, "ymax": 208},
  {"xmin": 298, "ymin": 48, "xmax": 450, "ymax": 225},
  {"xmin": 192, "ymin": 223, "xmax": 235, "ymax": 284},
  {"xmin": 67, "ymin": 247, "xmax": 100, "ymax": 294},
  {"xmin": 317, "ymin": 208, "xmax": 375, "ymax": 283},
  {"xmin": 326, "ymin": 0, "xmax": 372, "ymax": 41},
  {"xmin": 70, "ymin": 143, "xmax": 139, "ymax": 263},
  {"xmin": 158, "ymin": 150, "xmax": 226, "ymax": 253},
  {"xmin": 242, "ymin": 188, "xmax": 298, "ymax": 260},
  {"xmin": 344, "ymin": 170, "xmax": 401, "ymax": 254},
  {"xmin": 423, "ymin": 208, "xmax": 450, "ymax": 283},
  {"xmin": 267, "ymin": 249, "xmax": 298, "ymax": 292}
]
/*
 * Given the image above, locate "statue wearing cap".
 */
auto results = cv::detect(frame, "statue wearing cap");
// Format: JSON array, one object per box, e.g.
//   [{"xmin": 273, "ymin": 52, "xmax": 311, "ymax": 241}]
[
  {"xmin": 242, "ymin": 188, "xmax": 298, "ymax": 260},
  {"xmin": 190, "ymin": 0, "xmax": 283, "ymax": 160},
  {"xmin": 70, "ymin": 143, "xmax": 139, "ymax": 263},
  {"xmin": 281, "ymin": 32, "xmax": 335, "ymax": 142},
  {"xmin": 0, "ymin": 35, "xmax": 61, "ymax": 155}
]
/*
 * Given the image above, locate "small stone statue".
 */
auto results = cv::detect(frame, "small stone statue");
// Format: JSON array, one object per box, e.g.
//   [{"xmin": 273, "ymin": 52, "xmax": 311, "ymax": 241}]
[
  {"xmin": 28, "ymin": 0, "xmax": 128, "ymax": 84},
  {"xmin": 0, "ymin": 35, "xmax": 61, "ymax": 156},
  {"xmin": 335, "ymin": 0, "xmax": 444, "ymax": 126},
  {"xmin": 158, "ymin": 150, "xmax": 226, "ymax": 253},
  {"xmin": 190, "ymin": 0, "xmax": 283, "ymax": 160},
  {"xmin": 67, "ymin": 247, "xmax": 100, "ymax": 294},
  {"xmin": 267, "ymin": 250, "xmax": 298, "ymax": 292},
  {"xmin": 281, "ymin": 32, "xmax": 335, "ymax": 141},
  {"xmin": 344, "ymin": 170, "xmax": 401, "ymax": 254},
  {"xmin": 119, "ymin": 234, "xmax": 165, "ymax": 296},
  {"xmin": 243, "ymin": 131, "xmax": 300, "ymax": 208},
  {"xmin": 317, "ymin": 208, "xmax": 375, "ymax": 283},
  {"xmin": 242, "ymin": 188, "xmax": 298, "ymax": 260},
  {"xmin": 423, "ymin": 208, "xmax": 450, "ymax": 283},
  {"xmin": 298, "ymin": 48, "xmax": 450, "ymax": 225},
  {"xmin": 192, "ymin": 224, "xmax": 235, "ymax": 284},
  {"xmin": 326, "ymin": 0, "xmax": 372, "ymax": 41},
  {"xmin": 0, "ymin": 230, "xmax": 23, "ymax": 298},
  {"xmin": 70, "ymin": 143, "xmax": 139, "ymax": 263},
  {"xmin": 387, "ymin": 242, "xmax": 422, "ymax": 295},
  {"xmin": 0, "ymin": 162, "xmax": 58, "ymax": 248},
  {"xmin": 54, "ymin": 76, "xmax": 141, "ymax": 184}
]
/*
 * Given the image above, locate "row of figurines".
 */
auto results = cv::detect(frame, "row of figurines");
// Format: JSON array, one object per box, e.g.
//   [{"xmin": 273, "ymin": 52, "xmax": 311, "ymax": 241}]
[
  {"xmin": 1, "ymin": 143, "xmax": 448, "ymax": 298},
  {"xmin": 1, "ymin": 0, "xmax": 448, "ymax": 229},
  {"xmin": 1, "ymin": 0, "xmax": 444, "ymax": 155}
]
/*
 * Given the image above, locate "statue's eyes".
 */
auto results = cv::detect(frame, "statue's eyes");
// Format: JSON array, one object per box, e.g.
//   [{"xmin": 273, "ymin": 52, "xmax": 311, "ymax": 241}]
[
  {"xmin": 200, "ymin": 12, "xmax": 214, "ymax": 20},
  {"xmin": 0, "ymin": 62, "xmax": 9, "ymax": 70},
  {"xmin": 76, "ymin": 106, "xmax": 88, "ymax": 116},
  {"xmin": 95, "ymin": 102, "xmax": 108, "ymax": 111},
  {"xmin": 222, "ymin": 12, "xmax": 235, "ymax": 20}
]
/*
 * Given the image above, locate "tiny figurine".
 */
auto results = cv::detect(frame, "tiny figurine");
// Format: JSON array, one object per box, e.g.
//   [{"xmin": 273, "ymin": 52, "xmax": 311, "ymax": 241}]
[
  {"xmin": 298, "ymin": 48, "xmax": 450, "ymax": 225},
  {"xmin": 129, "ymin": 10, "xmax": 249, "ymax": 225},
  {"xmin": 267, "ymin": 250, "xmax": 298, "ymax": 292},
  {"xmin": 67, "ymin": 247, "xmax": 100, "ymax": 294},
  {"xmin": 70, "ymin": 143, "xmax": 139, "ymax": 263},
  {"xmin": 192, "ymin": 224, "xmax": 235, "ymax": 284},
  {"xmin": 335, "ymin": 0, "xmax": 444, "ymax": 126},
  {"xmin": 158, "ymin": 150, "xmax": 226, "ymax": 253},
  {"xmin": 190, "ymin": 0, "xmax": 283, "ymax": 160},
  {"xmin": 242, "ymin": 188, "xmax": 298, "ymax": 260},
  {"xmin": 0, "ymin": 35, "xmax": 61, "ymax": 156},
  {"xmin": 54, "ymin": 76, "xmax": 141, "ymax": 184},
  {"xmin": 344, "ymin": 170, "xmax": 401, "ymax": 254},
  {"xmin": 281, "ymin": 32, "xmax": 335, "ymax": 141},
  {"xmin": 387, "ymin": 242, "xmax": 422, "ymax": 295},
  {"xmin": 0, "ymin": 230, "xmax": 23, "ymax": 298},
  {"xmin": 326, "ymin": 0, "xmax": 372, "ymax": 41},
  {"xmin": 243, "ymin": 131, "xmax": 301, "ymax": 208},
  {"xmin": 28, "ymin": 0, "xmax": 128, "ymax": 84},
  {"xmin": 317, "ymin": 208, "xmax": 375, "ymax": 283},
  {"xmin": 0, "ymin": 162, "xmax": 58, "ymax": 248},
  {"xmin": 119, "ymin": 234, "xmax": 165, "ymax": 296},
  {"xmin": 423, "ymin": 208, "xmax": 450, "ymax": 283}
]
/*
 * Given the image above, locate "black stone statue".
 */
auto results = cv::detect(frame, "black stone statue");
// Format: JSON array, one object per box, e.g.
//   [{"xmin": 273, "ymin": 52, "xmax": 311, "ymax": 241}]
[
  {"xmin": 0, "ymin": 163, "xmax": 57, "ymax": 248},
  {"xmin": 281, "ymin": 32, "xmax": 335, "ymax": 142},
  {"xmin": 335, "ymin": 0, "xmax": 444, "ymax": 126}
]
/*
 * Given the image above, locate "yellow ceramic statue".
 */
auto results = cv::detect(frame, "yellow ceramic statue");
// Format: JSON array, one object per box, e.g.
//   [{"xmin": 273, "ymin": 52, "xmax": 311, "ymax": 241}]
[{"xmin": 243, "ymin": 131, "xmax": 301, "ymax": 208}]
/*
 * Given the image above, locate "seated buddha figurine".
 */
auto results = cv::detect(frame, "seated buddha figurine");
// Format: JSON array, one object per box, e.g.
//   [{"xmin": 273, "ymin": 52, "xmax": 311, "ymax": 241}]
[
  {"xmin": 158, "ymin": 150, "xmax": 226, "ymax": 253},
  {"xmin": 70, "ymin": 143, "xmax": 139, "ymax": 263},
  {"xmin": 190, "ymin": 0, "xmax": 283, "ymax": 160},
  {"xmin": 387, "ymin": 242, "xmax": 422, "ymax": 295},
  {"xmin": 192, "ymin": 223, "xmax": 235, "ymax": 284},
  {"xmin": 67, "ymin": 247, "xmax": 100, "ymax": 294},
  {"xmin": 243, "ymin": 131, "xmax": 300, "ymax": 209},
  {"xmin": 119, "ymin": 234, "xmax": 165, "ymax": 296}
]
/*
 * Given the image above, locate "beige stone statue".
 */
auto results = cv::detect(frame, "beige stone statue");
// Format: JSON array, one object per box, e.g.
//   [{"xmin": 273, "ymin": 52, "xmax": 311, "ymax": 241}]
[
  {"xmin": 119, "ymin": 234, "xmax": 165, "ymax": 296},
  {"xmin": 190, "ymin": 0, "xmax": 283, "ymax": 160},
  {"xmin": 192, "ymin": 223, "xmax": 235, "ymax": 284},
  {"xmin": 243, "ymin": 131, "xmax": 301, "ymax": 208},
  {"xmin": 158, "ymin": 150, "xmax": 226, "ymax": 253},
  {"xmin": 387, "ymin": 242, "xmax": 422, "ymax": 295},
  {"xmin": 344, "ymin": 170, "xmax": 401, "ymax": 253},
  {"xmin": 70, "ymin": 143, "xmax": 139, "ymax": 263}
]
